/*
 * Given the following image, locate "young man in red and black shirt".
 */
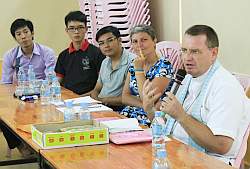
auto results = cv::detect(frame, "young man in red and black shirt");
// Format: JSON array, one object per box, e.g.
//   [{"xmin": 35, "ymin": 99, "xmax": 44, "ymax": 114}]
[{"xmin": 55, "ymin": 11, "xmax": 105, "ymax": 95}]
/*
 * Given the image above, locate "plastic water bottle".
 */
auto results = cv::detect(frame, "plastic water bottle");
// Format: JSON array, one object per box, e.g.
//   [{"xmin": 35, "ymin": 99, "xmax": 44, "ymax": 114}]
[
  {"xmin": 51, "ymin": 77, "xmax": 61, "ymax": 102},
  {"xmin": 16, "ymin": 67, "xmax": 26, "ymax": 96},
  {"xmin": 27, "ymin": 65, "xmax": 36, "ymax": 94},
  {"xmin": 64, "ymin": 101, "xmax": 75, "ymax": 122},
  {"xmin": 152, "ymin": 149, "xmax": 170, "ymax": 169},
  {"xmin": 17, "ymin": 67, "xmax": 26, "ymax": 87},
  {"xmin": 79, "ymin": 102, "xmax": 91, "ymax": 120},
  {"xmin": 40, "ymin": 80, "xmax": 50, "ymax": 105},
  {"xmin": 46, "ymin": 67, "xmax": 56, "ymax": 85},
  {"xmin": 151, "ymin": 111, "xmax": 166, "ymax": 156}
]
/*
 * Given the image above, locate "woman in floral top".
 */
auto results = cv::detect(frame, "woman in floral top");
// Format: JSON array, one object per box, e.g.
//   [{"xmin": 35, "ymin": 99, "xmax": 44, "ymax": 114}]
[{"xmin": 120, "ymin": 25, "xmax": 174, "ymax": 126}]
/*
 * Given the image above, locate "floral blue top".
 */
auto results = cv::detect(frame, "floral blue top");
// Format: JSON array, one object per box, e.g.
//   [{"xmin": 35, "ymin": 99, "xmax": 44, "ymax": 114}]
[{"xmin": 120, "ymin": 58, "xmax": 174, "ymax": 126}]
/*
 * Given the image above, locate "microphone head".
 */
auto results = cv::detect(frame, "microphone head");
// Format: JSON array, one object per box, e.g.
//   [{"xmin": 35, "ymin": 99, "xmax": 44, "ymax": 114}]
[{"xmin": 175, "ymin": 69, "xmax": 186, "ymax": 82}]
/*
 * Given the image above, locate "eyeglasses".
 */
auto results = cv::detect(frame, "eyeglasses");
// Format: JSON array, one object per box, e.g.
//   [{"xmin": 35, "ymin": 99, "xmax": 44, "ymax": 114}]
[
  {"xmin": 180, "ymin": 48, "xmax": 202, "ymax": 56},
  {"xmin": 98, "ymin": 37, "xmax": 117, "ymax": 46},
  {"xmin": 67, "ymin": 26, "xmax": 85, "ymax": 32}
]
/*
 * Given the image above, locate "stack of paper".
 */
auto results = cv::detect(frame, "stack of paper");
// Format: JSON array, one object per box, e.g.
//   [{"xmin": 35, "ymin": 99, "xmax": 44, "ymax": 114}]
[
  {"xmin": 51, "ymin": 96, "xmax": 101, "ymax": 106},
  {"xmin": 100, "ymin": 118, "xmax": 143, "ymax": 133},
  {"xmin": 65, "ymin": 96, "xmax": 101, "ymax": 104},
  {"xmin": 56, "ymin": 104, "xmax": 113, "ymax": 113}
]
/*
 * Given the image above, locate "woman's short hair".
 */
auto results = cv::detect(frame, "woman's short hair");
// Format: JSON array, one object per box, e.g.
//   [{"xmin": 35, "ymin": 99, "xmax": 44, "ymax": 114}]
[{"xmin": 130, "ymin": 24, "xmax": 156, "ymax": 40}]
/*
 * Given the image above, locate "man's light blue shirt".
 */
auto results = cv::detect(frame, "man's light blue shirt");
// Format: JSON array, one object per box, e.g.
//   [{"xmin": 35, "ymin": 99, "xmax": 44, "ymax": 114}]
[{"xmin": 98, "ymin": 49, "xmax": 135, "ymax": 98}]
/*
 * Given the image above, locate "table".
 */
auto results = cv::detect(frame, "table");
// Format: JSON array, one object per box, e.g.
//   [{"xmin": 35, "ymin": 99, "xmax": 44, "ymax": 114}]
[
  {"xmin": 40, "ymin": 137, "xmax": 235, "ymax": 169},
  {"xmin": 0, "ymin": 84, "xmax": 235, "ymax": 169}
]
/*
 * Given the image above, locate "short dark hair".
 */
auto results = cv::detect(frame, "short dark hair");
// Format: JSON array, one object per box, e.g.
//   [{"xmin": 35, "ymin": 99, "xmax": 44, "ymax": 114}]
[
  {"xmin": 185, "ymin": 25, "xmax": 219, "ymax": 48},
  {"xmin": 130, "ymin": 24, "xmax": 156, "ymax": 40},
  {"xmin": 10, "ymin": 18, "xmax": 34, "ymax": 38},
  {"xmin": 64, "ymin": 11, "xmax": 87, "ymax": 27},
  {"xmin": 96, "ymin": 26, "xmax": 121, "ymax": 41}
]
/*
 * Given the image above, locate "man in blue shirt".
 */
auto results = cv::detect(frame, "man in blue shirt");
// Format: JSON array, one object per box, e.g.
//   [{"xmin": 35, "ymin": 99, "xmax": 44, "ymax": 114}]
[{"xmin": 91, "ymin": 26, "xmax": 135, "ymax": 111}]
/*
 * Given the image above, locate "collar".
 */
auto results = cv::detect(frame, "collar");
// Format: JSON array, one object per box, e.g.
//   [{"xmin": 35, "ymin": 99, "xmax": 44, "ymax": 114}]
[
  {"xmin": 68, "ymin": 39, "xmax": 89, "ymax": 54},
  {"xmin": 189, "ymin": 67, "xmax": 211, "ymax": 93},
  {"xmin": 17, "ymin": 42, "xmax": 39, "ymax": 59},
  {"xmin": 191, "ymin": 66, "xmax": 212, "ymax": 83}
]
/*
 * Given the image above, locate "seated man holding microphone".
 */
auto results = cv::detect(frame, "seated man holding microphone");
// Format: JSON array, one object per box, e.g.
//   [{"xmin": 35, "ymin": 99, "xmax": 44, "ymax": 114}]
[{"xmin": 143, "ymin": 25, "xmax": 249, "ymax": 165}]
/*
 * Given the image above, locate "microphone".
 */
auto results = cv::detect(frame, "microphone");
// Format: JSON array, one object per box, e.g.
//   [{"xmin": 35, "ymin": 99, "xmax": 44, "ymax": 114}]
[{"xmin": 170, "ymin": 69, "xmax": 187, "ymax": 95}]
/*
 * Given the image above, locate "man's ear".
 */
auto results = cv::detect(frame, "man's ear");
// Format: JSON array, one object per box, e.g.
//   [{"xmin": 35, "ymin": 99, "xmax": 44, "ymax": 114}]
[
  {"xmin": 31, "ymin": 31, "xmax": 34, "ymax": 40},
  {"xmin": 118, "ymin": 37, "xmax": 122, "ymax": 43},
  {"xmin": 211, "ymin": 47, "xmax": 218, "ymax": 61}
]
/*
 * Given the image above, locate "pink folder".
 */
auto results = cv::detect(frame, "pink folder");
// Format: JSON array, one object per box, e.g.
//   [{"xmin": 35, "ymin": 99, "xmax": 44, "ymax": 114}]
[{"xmin": 109, "ymin": 130, "xmax": 152, "ymax": 144}]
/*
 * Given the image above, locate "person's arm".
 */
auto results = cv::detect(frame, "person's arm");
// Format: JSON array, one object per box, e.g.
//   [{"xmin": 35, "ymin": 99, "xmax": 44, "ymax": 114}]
[
  {"xmin": 133, "ymin": 64, "xmax": 170, "ymax": 100},
  {"xmin": 80, "ymin": 90, "xmax": 93, "ymax": 97},
  {"xmin": 99, "ymin": 96, "xmax": 122, "ymax": 106},
  {"xmin": 1, "ymin": 52, "xmax": 15, "ymax": 84},
  {"xmin": 43, "ymin": 47, "xmax": 57, "ymax": 76},
  {"xmin": 142, "ymin": 78, "xmax": 170, "ymax": 120},
  {"xmin": 246, "ymin": 86, "xmax": 250, "ymax": 98},
  {"xmin": 142, "ymin": 79, "xmax": 162, "ymax": 111},
  {"xmin": 122, "ymin": 72, "xmax": 142, "ymax": 107},
  {"xmin": 177, "ymin": 112, "xmax": 233, "ymax": 154},
  {"xmin": 160, "ymin": 92, "xmax": 233, "ymax": 154},
  {"xmin": 133, "ymin": 54, "xmax": 146, "ymax": 98},
  {"xmin": 90, "ymin": 81, "xmax": 122, "ymax": 106},
  {"xmin": 90, "ymin": 81, "xmax": 102, "ymax": 100}
]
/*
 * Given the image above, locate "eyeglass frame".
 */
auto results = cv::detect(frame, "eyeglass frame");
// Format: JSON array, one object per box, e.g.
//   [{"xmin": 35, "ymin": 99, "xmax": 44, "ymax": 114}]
[
  {"xmin": 67, "ymin": 26, "xmax": 86, "ymax": 32},
  {"xmin": 180, "ymin": 47, "xmax": 215, "ymax": 56},
  {"xmin": 97, "ymin": 37, "xmax": 117, "ymax": 47}
]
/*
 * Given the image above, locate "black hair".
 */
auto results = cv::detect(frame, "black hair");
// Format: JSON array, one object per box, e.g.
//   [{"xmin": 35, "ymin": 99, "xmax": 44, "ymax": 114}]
[
  {"xmin": 64, "ymin": 11, "xmax": 87, "ymax": 27},
  {"xmin": 10, "ymin": 18, "xmax": 34, "ymax": 38},
  {"xmin": 96, "ymin": 26, "xmax": 121, "ymax": 41},
  {"xmin": 185, "ymin": 25, "xmax": 219, "ymax": 48}
]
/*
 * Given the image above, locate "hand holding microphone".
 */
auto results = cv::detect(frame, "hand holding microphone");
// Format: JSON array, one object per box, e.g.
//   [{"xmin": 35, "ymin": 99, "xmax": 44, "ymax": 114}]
[
  {"xmin": 160, "ymin": 69, "xmax": 187, "ymax": 121},
  {"xmin": 142, "ymin": 79, "xmax": 162, "ymax": 113}
]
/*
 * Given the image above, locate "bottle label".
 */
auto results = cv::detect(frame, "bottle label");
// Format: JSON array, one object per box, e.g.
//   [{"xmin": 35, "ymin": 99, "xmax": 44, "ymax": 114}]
[
  {"xmin": 54, "ymin": 87, "xmax": 61, "ymax": 94},
  {"xmin": 44, "ymin": 90, "xmax": 50, "ymax": 97},
  {"xmin": 152, "ymin": 125, "xmax": 162, "ymax": 136}
]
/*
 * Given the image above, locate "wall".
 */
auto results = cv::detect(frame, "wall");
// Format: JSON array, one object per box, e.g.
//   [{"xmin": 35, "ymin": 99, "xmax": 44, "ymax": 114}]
[
  {"xmin": 0, "ymin": 0, "xmax": 79, "ymax": 59},
  {"xmin": 1, "ymin": 0, "xmax": 249, "ymax": 74},
  {"xmin": 149, "ymin": 0, "xmax": 180, "ymax": 42},
  {"xmin": 150, "ymin": 0, "xmax": 250, "ymax": 74}
]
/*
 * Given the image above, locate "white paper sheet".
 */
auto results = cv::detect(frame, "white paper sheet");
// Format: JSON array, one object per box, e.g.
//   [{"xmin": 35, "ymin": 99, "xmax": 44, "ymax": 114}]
[
  {"xmin": 50, "ymin": 96, "xmax": 101, "ymax": 106},
  {"xmin": 65, "ymin": 96, "xmax": 101, "ymax": 104},
  {"xmin": 56, "ymin": 104, "xmax": 113, "ymax": 113},
  {"xmin": 100, "ymin": 118, "xmax": 143, "ymax": 133}
]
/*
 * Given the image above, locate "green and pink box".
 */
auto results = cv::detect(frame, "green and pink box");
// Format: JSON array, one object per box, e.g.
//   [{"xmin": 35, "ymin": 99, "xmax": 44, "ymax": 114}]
[{"xmin": 31, "ymin": 120, "xmax": 109, "ymax": 149}]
